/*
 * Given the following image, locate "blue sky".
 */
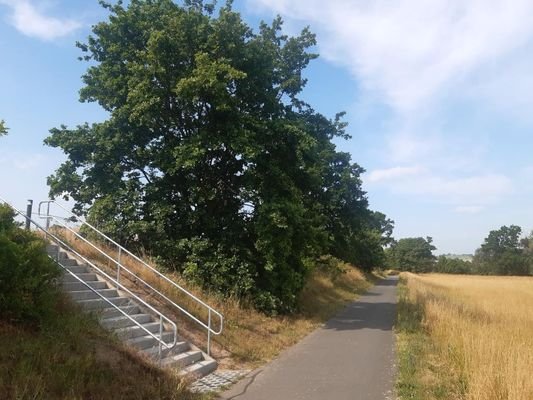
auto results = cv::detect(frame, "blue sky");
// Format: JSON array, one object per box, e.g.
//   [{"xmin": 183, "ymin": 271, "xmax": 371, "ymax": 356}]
[{"xmin": 1, "ymin": 0, "xmax": 532, "ymax": 254}]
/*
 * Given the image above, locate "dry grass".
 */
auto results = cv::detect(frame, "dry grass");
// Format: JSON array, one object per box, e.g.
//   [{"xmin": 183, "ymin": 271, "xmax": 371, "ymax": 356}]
[
  {"xmin": 53, "ymin": 228, "xmax": 373, "ymax": 369},
  {"xmin": 398, "ymin": 272, "xmax": 533, "ymax": 400},
  {"xmin": 0, "ymin": 295, "xmax": 205, "ymax": 400},
  {"xmin": 216, "ymin": 263, "xmax": 371, "ymax": 368}
]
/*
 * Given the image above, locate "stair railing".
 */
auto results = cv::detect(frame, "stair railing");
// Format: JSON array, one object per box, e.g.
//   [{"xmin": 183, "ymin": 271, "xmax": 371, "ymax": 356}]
[
  {"xmin": 38, "ymin": 200, "xmax": 223, "ymax": 356},
  {"xmin": 0, "ymin": 197, "xmax": 177, "ymax": 364}
]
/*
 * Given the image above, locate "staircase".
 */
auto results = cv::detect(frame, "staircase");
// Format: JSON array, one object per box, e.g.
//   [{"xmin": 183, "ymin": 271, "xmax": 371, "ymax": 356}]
[
  {"xmin": 48, "ymin": 243, "xmax": 218, "ymax": 377},
  {"xmin": 0, "ymin": 197, "xmax": 223, "ymax": 378}
]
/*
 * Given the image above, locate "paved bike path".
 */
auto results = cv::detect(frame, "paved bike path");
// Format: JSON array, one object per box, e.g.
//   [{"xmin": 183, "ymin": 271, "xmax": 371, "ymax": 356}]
[{"xmin": 219, "ymin": 276, "xmax": 398, "ymax": 400}]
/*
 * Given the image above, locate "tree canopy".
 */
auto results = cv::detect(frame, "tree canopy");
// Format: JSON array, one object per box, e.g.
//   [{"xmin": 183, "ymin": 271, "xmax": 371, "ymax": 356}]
[
  {"xmin": 473, "ymin": 225, "xmax": 531, "ymax": 275},
  {"xmin": 45, "ymin": 0, "xmax": 391, "ymax": 313},
  {"xmin": 387, "ymin": 237, "xmax": 436, "ymax": 272},
  {"xmin": 392, "ymin": 226, "xmax": 532, "ymax": 276},
  {"xmin": 0, "ymin": 120, "xmax": 7, "ymax": 136}
]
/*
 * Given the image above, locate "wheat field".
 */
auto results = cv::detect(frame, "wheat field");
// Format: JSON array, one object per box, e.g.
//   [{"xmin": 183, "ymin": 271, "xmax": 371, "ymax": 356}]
[{"xmin": 401, "ymin": 273, "xmax": 533, "ymax": 400}]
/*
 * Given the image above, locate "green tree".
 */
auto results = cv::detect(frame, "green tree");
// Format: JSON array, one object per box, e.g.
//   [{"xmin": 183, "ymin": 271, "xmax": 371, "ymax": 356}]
[
  {"xmin": 0, "ymin": 120, "xmax": 7, "ymax": 136},
  {"xmin": 473, "ymin": 225, "xmax": 531, "ymax": 275},
  {"xmin": 388, "ymin": 237, "xmax": 436, "ymax": 273},
  {"xmin": 435, "ymin": 256, "xmax": 472, "ymax": 274},
  {"xmin": 44, "ymin": 0, "xmax": 386, "ymax": 313}
]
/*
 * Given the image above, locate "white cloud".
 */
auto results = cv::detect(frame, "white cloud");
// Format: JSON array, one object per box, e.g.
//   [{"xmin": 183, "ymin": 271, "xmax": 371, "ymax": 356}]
[
  {"xmin": 367, "ymin": 165, "xmax": 423, "ymax": 183},
  {"xmin": 0, "ymin": 0, "xmax": 81, "ymax": 41},
  {"xmin": 385, "ymin": 130, "xmax": 442, "ymax": 163},
  {"xmin": 249, "ymin": 0, "xmax": 533, "ymax": 113},
  {"xmin": 373, "ymin": 169, "xmax": 513, "ymax": 206}
]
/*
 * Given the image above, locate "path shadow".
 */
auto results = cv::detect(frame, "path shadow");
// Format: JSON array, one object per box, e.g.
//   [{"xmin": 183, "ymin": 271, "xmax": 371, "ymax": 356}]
[
  {"xmin": 323, "ymin": 277, "xmax": 398, "ymax": 332},
  {"xmin": 373, "ymin": 277, "xmax": 399, "ymax": 287}
]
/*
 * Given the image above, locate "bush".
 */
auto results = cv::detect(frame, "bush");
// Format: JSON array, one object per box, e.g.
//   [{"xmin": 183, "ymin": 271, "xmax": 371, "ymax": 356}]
[{"xmin": 0, "ymin": 204, "xmax": 61, "ymax": 325}]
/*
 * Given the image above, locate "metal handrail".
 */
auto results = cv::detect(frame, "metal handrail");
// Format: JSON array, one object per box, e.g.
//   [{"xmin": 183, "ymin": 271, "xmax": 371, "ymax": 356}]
[
  {"xmin": 0, "ymin": 197, "xmax": 176, "ymax": 364},
  {"xmin": 37, "ymin": 200, "xmax": 223, "ymax": 355}
]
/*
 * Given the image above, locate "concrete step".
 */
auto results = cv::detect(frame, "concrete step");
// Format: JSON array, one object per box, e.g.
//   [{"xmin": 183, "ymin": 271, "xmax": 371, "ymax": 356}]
[
  {"xmin": 46, "ymin": 244, "xmax": 59, "ymax": 254},
  {"xmin": 63, "ymin": 265, "xmax": 89, "ymax": 274},
  {"xmin": 49, "ymin": 241, "xmax": 218, "ymax": 378},
  {"xmin": 62, "ymin": 280, "xmax": 107, "ymax": 291},
  {"xmin": 100, "ymin": 305, "xmax": 140, "ymax": 319},
  {"xmin": 115, "ymin": 322, "xmax": 162, "ymax": 340},
  {"xmin": 180, "ymin": 359, "xmax": 218, "ymax": 378},
  {"xmin": 101, "ymin": 314, "xmax": 152, "ymax": 330},
  {"xmin": 162, "ymin": 350, "xmax": 203, "ymax": 368},
  {"xmin": 62, "ymin": 272, "xmax": 98, "ymax": 282},
  {"xmin": 126, "ymin": 331, "xmax": 175, "ymax": 350},
  {"xmin": 60, "ymin": 258, "xmax": 78, "ymax": 267},
  {"xmin": 69, "ymin": 288, "xmax": 119, "ymax": 301},
  {"xmin": 143, "ymin": 341, "xmax": 190, "ymax": 360},
  {"xmin": 77, "ymin": 296, "xmax": 131, "ymax": 310}
]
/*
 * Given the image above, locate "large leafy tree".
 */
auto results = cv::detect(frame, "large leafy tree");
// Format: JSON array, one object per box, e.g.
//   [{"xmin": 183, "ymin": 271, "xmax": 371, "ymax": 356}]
[
  {"xmin": 388, "ymin": 237, "xmax": 436, "ymax": 273},
  {"xmin": 473, "ymin": 225, "xmax": 531, "ymax": 275},
  {"xmin": 45, "ymin": 0, "xmax": 387, "ymax": 313}
]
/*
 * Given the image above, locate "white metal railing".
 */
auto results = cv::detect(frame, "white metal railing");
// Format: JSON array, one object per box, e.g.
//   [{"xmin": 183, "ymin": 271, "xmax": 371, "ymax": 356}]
[
  {"xmin": 37, "ymin": 200, "xmax": 223, "ymax": 355},
  {"xmin": 0, "ymin": 196, "xmax": 177, "ymax": 364}
]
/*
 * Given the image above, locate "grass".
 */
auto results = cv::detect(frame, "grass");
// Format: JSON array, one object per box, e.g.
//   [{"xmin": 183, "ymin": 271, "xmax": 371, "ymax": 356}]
[
  {"xmin": 396, "ymin": 272, "xmax": 533, "ymax": 400},
  {"xmin": 0, "ymin": 295, "xmax": 207, "ymax": 400},
  {"xmin": 217, "ymin": 261, "xmax": 373, "ymax": 368},
  {"xmin": 53, "ymin": 228, "xmax": 375, "ymax": 369}
]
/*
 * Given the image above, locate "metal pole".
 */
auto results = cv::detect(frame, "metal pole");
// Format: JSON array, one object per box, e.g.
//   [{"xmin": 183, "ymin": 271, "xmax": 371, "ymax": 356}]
[
  {"xmin": 116, "ymin": 241, "xmax": 123, "ymax": 289},
  {"xmin": 25, "ymin": 199, "xmax": 33, "ymax": 230},
  {"xmin": 207, "ymin": 309, "xmax": 211, "ymax": 356},
  {"xmin": 45, "ymin": 202, "xmax": 51, "ymax": 231},
  {"xmin": 158, "ymin": 317, "xmax": 163, "ymax": 367}
]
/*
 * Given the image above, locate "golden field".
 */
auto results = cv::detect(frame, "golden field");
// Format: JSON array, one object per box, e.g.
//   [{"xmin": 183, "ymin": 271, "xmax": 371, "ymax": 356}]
[{"xmin": 398, "ymin": 273, "xmax": 533, "ymax": 400}]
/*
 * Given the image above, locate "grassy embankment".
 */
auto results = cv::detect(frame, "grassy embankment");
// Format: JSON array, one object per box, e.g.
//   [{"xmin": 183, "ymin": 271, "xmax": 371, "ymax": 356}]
[
  {"xmin": 396, "ymin": 272, "xmax": 533, "ymax": 400},
  {"xmin": 1, "ymin": 299, "xmax": 205, "ymax": 400},
  {"xmin": 56, "ymin": 229, "xmax": 375, "ymax": 369}
]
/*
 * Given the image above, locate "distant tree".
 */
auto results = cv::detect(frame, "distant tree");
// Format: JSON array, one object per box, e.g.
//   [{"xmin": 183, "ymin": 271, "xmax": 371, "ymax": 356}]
[
  {"xmin": 0, "ymin": 120, "xmax": 7, "ymax": 136},
  {"xmin": 388, "ymin": 237, "xmax": 436, "ymax": 272},
  {"xmin": 520, "ymin": 231, "xmax": 533, "ymax": 255},
  {"xmin": 473, "ymin": 225, "xmax": 531, "ymax": 275},
  {"xmin": 435, "ymin": 255, "xmax": 472, "ymax": 274}
]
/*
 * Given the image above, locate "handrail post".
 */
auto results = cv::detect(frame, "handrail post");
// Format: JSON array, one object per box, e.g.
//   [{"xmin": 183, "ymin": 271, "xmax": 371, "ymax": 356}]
[
  {"xmin": 207, "ymin": 309, "xmax": 212, "ymax": 356},
  {"xmin": 25, "ymin": 200, "xmax": 33, "ymax": 231},
  {"xmin": 117, "ymin": 248, "xmax": 122, "ymax": 290},
  {"xmin": 158, "ymin": 316, "xmax": 163, "ymax": 367},
  {"xmin": 45, "ymin": 201, "xmax": 51, "ymax": 231}
]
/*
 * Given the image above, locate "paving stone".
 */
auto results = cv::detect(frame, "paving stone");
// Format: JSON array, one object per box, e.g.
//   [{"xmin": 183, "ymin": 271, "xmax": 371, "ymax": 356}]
[{"xmin": 191, "ymin": 370, "xmax": 251, "ymax": 393}]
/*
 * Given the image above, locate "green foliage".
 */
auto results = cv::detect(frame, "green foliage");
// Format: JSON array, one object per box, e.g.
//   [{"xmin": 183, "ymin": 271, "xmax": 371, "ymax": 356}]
[
  {"xmin": 472, "ymin": 225, "xmax": 531, "ymax": 276},
  {"xmin": 434, "ymin": 256, "xmax": 472, "ymax": 274},
  {"xmin": 0, "ymin": 204, "xmax": 61, "ymax": 324},
  {"xmin": 45, "ymin": 0, "xmax": 391, "ymax": 313},
  {"xmin": 388, "ymin": 237, "xmax": 436, "ymax": 273},
  {"xmin": 0, "ymin": 119, "xmax": 7, "ymax": 136}
]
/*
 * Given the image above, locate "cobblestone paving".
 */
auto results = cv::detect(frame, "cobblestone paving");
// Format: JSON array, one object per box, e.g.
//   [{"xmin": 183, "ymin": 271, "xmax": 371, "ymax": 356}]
[{"xmin": 191, "ymin": 370, "xmax": 251, "ymax": 393}]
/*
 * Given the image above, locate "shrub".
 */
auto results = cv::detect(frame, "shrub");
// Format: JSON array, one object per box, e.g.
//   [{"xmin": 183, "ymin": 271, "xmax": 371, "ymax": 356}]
[{"xmin": 0, "ymin": 204, "xmax": 61, "ymax": 325}]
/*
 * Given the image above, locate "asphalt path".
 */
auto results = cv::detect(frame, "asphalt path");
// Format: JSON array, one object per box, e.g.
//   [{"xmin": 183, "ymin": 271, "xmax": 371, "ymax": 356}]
[{"xmin": 219, "ymin": 276, "xmax": 398, "ymax": 400}]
